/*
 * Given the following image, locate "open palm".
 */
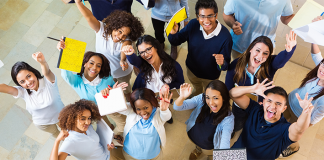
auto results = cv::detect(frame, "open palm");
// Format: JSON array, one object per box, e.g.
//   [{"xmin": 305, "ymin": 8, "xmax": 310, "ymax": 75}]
[
  {"xmin": 285, "ymin": 30, "xmax": 297, "ymax": 52},
  {"xmin": 179, "ymin": 83, "xmax": 192, "ymax": 99},
  {"xmin": 160, "ymin": 88, "xmax": 173, "ymax": 111},
  {"xmin": 253, "ymin": 79, "xmax": 275, "ymax": 98}
]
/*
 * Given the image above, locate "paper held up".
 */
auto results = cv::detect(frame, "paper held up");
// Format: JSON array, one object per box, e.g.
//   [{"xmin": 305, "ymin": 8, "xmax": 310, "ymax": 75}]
[
  {"xmin": 293, "ymin": 20, "xmax": 324, "ymax": 46},
  {"xmin": 96, "ymin": 119, "xmax": 114, "ymax": 155},
  {"xmin": 288, "ymin": 0, "xmax": 324, "ymax": 29},
  {"xmin": 95, "ymin": 87, "xmax": 127, "ymax": 116},
  {"xmin": 164, "ymin": 6, "xmax": 188, "ymax": 36}
]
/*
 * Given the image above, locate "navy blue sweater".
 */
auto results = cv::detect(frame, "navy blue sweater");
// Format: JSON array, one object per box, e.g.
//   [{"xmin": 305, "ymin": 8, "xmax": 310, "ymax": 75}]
[
  {"xmin": 168, "ymin": 19, "xmax": 233, "ymax": 80},
  {"xmin": 70, "ymin": 0, "xmax": 133, "ymax": 21},
  {"xmin": 225, "ymin": 46, "xmax": 296, "ymax": 92},
  {"xmin": 126, "ymin": 54, "xmax": 184, "ymax": 91}
]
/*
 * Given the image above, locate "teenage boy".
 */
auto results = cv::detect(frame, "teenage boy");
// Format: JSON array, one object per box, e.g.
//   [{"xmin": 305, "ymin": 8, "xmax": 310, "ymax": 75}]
[
  {"xmin": 168, "ymin": 0, "xmax": 232, "ymax": 97},
  {"xmin": 230, "ymin": 79, "xmax": 314, "ymax": 160}
]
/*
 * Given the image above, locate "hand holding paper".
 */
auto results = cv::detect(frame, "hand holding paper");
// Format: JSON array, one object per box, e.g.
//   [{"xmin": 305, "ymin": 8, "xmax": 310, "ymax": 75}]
[
  {"xmin": 164, "ymin": 7, "xmax": 188, "ymax": 36},
  {"xmin": 96, "ymin": 87, "xmax": 127, "ymax": 116}
]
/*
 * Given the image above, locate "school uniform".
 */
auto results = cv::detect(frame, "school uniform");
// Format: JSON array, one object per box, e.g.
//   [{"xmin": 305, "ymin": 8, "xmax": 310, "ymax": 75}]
[
  {"xmin": 126, "ymin": 53, "xmax": 184, "ymax": 92},
  {"xmin": 13, "ymin": 75, "xmax": 64, "ymax": 137},
  {"xmin": 59, "ymin": 125, "xmax": 110, "ymax": 160}
]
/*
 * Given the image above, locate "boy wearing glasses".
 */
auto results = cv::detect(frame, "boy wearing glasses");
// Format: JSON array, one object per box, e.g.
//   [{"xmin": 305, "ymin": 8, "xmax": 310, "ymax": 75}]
[
  {"xmin": 168, "ymin": 0, "xmax": 233, "ymax": 97},
  {"xmin": 223, "ymin": 0, "xmax": 294, "ymax": 59}
]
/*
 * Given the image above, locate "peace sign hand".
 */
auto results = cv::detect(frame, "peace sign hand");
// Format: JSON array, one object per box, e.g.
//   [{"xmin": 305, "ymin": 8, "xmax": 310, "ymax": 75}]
[
  {"xmin": 179, "ymin": 83, "xmax": 192, "ymax": 99},
  {"xmin": 296, "ymin": 93, "xmax": 314, "ymax": 114},
  {"xmin": 253, "ymin": 78, "xmax": 275, "ymax": 99},
  {"xmin": 159, "ymin": 87, "xmax": 173, "ymax": 111},
  {"xmin": 285, "ymin": 30, "xmax": 297, "ymax": 52}
]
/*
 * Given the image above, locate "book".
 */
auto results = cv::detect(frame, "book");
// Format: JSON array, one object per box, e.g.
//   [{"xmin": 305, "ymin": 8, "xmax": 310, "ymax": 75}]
[
  {"xmin": 95, "ymin": 87, "xmax": 128, "ymax": 116},
  {"xmin": 57, "ymin": 37, "xmax": 87, "ymax": 73},
  {"xmin": 164, "ymin": 6, "xmax": 188, "ymax": 36}
]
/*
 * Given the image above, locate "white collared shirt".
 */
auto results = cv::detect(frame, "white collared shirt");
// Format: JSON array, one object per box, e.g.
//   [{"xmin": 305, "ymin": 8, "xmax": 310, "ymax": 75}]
[
  {"xmin": 13, "ymin": 76, "xmax": 64, "ymax": 125},
  {"xmin": 82, "ymin": 74, "xmax": 102, "ymax": 86},
  {"xmin": 200, "ymin": 19, "xmax": 222, "ymax": 39},
  {"xmin": 146, "ymin": 63, "xmax": 171, "ymax": 93}
]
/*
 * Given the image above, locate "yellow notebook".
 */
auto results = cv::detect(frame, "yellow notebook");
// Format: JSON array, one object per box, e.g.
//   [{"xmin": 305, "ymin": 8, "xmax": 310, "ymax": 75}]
[
  {"xmin": 164, "ymin": 6, "xmax": 188, "ymax": 36},
  {"xmin": 57, "ymin": 37, "xmax": 87, "ymax": 73},
  {"xmin": 288, "ymin": 0, "xmax": 324, "ymax": 29}
]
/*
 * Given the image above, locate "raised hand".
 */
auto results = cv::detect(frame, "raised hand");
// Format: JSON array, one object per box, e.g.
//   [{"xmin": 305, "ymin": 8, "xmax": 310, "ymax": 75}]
[
  {"xmin": 32, "ymin": 51, "xmax": 46, "ymax": 64},
  {"xmin": 170, "ymin": 21, "xmax": 179, "ymax": 35},
  {"xmin": 120, "ymin": 60, "xmax": 129, "ymax": 71},
  {"xmin": 253, "ymin": 78, "xmax": 275, "ymax": 98},
  {"xmin": 56, "ymin": 37, "xmax": 65, "ymax": 51},
  {"xmin": 312, "ymin": 16, "xmax": 323, "ymax": 22},
  {"xmin": 232, "ymin": 21, "xmax": 243, "ymax": 35},
  {"xmin": 101, "ymin": 85, "xmax": 112, "ymax": 98},
  {"xmin": 113, "ymin": 81, "xmax": 128, "ymax": 90},
  {"xmin": 179, "ymin": 83, "xmax": 192, "ymax": 99},
  {"xmin": 296, "ymin": 93, "xmax": 314, "ymax": 114},
  {"xmin": 56, "ymin": 130, "xmax": 69, "ymax": 142},
  {"xmin": 121, "ymin": 45, "xmax": 134, "ymax": 56},
  {"xmin": 159, "ymin": 87, "xmax": 173, "ymax": 111},
  {"xmin": 285, "ymin": 30, "xmax": 297, "ymax": 52},
  {"xmin": 160, "ymin": 84, "xmax": 170, "ymax": 97},
  {"xmin": 212, "ymin": 54, "xmax": 224, "ymax": 66}
]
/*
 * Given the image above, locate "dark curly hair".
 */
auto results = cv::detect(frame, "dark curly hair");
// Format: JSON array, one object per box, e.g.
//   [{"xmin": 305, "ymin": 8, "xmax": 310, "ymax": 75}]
[
  {"xmin": 58, "ymin": 99, "xmax": 102, "ymax": 131},
  {"xmin": 136, "ymin": 35, "xmax": 177, "ymax": 84},
  {"xmin": 11, "ymin": 61, "xmax": 43, "ymax": 95},
  {"xmin": 129, "ymin": 88, "xmax": 159, "ymax": 113},
  {"xmin": 77, "ymin": 51, "xmax": 111, "ymax": 79},
  {"xmin": 102, "ymin": 10, "xmax": 144, "ymax": 41}
]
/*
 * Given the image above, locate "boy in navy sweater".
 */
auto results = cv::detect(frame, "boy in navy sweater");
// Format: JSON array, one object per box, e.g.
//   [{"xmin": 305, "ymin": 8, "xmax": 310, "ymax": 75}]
[{"xmin": 168, "ymin": 0, "xmax": 233, "ymax": 97}]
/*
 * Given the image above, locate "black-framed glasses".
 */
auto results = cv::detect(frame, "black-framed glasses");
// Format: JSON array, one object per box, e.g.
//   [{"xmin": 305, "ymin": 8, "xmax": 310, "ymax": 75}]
[
  {"xmin": 138, "ymin": 46, "xmax": 153, "ymax": 56},
  {"xmin": 197, "ymin": 14, "xmax": 217, "ymax": 19}
]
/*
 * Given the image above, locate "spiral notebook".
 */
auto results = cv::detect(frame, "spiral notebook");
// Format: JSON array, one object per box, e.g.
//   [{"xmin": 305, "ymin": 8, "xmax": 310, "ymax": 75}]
[{"xmin": 213, "ymin": 148, "xmax": 247, "ymax": 160}]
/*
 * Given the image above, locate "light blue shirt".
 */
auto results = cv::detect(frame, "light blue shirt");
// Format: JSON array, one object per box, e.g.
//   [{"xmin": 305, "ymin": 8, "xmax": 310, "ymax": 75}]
[
  {"xmin": 245, "ymin": 64, "xmax": 261, "ymax": 84},
  {"xmin": 150, "ymin": 0, "xmax": 189, "ymax": 22},
  {"xmin": 61, "ymin": 70, "xmax": 115, "ymax": 104},
  {"xmin": 224, "ymin": 0, "xmax": 293, "ymax": 53},
  {"xmin": 289, "ymin": 78, "xmax": 324, "ymax": 125},
  {"xmin": 173, "ymin": 94, "xmax": 234, "ymax": 149},
  {"xmin": 124, "ymin": 107, "xmax": 161, "ymax": 159}
]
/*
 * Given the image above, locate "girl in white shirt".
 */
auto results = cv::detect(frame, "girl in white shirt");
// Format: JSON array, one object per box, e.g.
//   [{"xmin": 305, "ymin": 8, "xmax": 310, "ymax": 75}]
[
  {"xmin": 75, "ymin": 0, "xmax": 144, "ymax": 101},
  {"xmin": 0, "ymin": 52, "xmax": 64, "ymax": 137},
  {"xmin": 50, "ymin": 99, "xmax": 115, "ymax": 160}
]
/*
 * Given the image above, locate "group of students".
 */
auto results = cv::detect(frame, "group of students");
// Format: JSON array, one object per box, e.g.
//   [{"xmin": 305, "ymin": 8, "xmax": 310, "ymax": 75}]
[{"xmin": 1, "ymin": 0, "xmax": 323, "ymax": 159}]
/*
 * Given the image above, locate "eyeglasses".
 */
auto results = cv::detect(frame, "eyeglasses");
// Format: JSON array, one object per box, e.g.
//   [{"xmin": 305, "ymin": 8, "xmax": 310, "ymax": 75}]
[
  {"xmin": 138, "ymin": 46, "xmax": 153, "ymax": 56},
  {"xmin": 320, "ymin": 62, "xmax": 324, "ymax": 68},
  {"xmin": 197, "ymin": 14, "xmax": 217, "ymax": 19}
]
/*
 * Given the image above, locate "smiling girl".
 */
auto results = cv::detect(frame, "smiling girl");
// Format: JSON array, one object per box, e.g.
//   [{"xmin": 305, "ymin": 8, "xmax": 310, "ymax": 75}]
[
  {"xmin": 0, "ymin": 52, "xmax": 64, "ymax": 137},
  {"xmin": 225, "ymin": 30, "xmax": 297, "ymax": 133},
  {"xmin": 173, "ymin": 80, "xmax": 234, "ymax": 160}
]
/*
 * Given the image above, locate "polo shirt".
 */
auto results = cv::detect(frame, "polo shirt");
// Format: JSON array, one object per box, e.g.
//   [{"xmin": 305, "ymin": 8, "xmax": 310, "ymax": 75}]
[
  {"xmin": 69, "ymin": 0, "xmax": 133, "ymax": 21},
  {"xmin": 96, "ymin": 21, "xmax": 133, "ymax": 79},
  {"xmin": 59, "ymin": 125, "xmax": 109, "ymax": 160},
  {"xmin": 200, "ymin": 19, "xmax": 222, "ymax": 39},
  {"xmin": 224, "ymin": 0, "xmax": 293, "ymax": 53},
  {"xmin": 82, "ymin": 74, "xmax": 102, "ymax": 86},
  {"xmin": 232, "ymin": 99, "xmax": 293, "ymax": 160},
  {"xmin": 13, "ymin": 76, "xmax": 64, "ymax": 125}
]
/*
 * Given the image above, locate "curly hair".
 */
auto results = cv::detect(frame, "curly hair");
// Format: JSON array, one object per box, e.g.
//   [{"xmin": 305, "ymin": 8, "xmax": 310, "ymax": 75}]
[
  {"xmin": 129, "ymin": 88, "xmax": 159, "ymax": 113},
  {"xmin": 136, "ymin": 35, "xmax": 177, "ymax": 84},
  {"xmin": 77, "ymin": 51, "xmax": 111, "ymax": 79},
  {"xmin": 58, "ymin": 99, "xmax": 102, "ymax": 131},
  {"xmin": 11, "ymin": 61, "xmax": 43, "ymax": 95},
  {"xmin": 102, "ymin": 10, "xmax": 144, "ymax": 41}
]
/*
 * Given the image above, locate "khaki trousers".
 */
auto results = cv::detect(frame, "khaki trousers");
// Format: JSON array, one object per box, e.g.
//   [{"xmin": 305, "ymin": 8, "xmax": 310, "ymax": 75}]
[
  {"xmin": 283, "ymin": 99, "xmax": 300, "ymax": 150},
  {"xmin": 122, "ymin": 149, "xmax": 163, "ymax": 160},
  {"xmin": 186, "ymin": 68, "xmax": 214, "ymax": 97},
  {"xmin": 34, "ymin": 123, "xmax": 60, "ymax": 138},
  {"xmin": 113, "ymin": 71, "xmax": 133, "ymax": 94},
  {"xmin": 108, "ymin": 113, "xmax": 127, "ymax": 135},
  {"xmin": 231, "ymin": 49, "xmax": 242, "ymax": 62}
]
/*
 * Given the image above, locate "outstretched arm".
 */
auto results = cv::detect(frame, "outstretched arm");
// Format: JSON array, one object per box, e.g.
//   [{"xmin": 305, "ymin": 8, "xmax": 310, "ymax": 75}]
[
  {"xmin": 49, "ymin": 130, "xmax": 69, "ymax": 160},
  {"xmin": 75, "ymin": 0, "xmax": 100, "ymax": 32},
  {"xmin": 0, "ymin": 84, "xmax": 18, "ymax": 97},
  {"xmin": 32, "ymin": 52, "xmax": 55, "ymax": 83}
]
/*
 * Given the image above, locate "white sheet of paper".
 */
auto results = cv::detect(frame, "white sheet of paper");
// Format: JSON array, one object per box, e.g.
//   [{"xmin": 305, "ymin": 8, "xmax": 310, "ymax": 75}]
[
  {"xmin": 293, "ymin": 20, "xmax": 324, "ymax": 46},
  {"xmin": 95, "ymin": 87, "xmax": 127, "ymax": 116},
  {"xmin": 96, "ymin": 119, "xmax": 114, "ymax": 154},
  {"xmin": 141, "ymin": 0, "xmax": 149, "ymax": 8},
  {"xmin": 0, "ymin": 60, "xmax": 3, "ymax": 68}
]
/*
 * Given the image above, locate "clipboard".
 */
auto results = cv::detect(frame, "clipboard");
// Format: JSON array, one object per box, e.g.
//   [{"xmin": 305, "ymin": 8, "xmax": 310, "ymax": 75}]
[
  {"xmin": 57, "ymin": 37, "xmax": 87, "ymax": 73},
  {"xmin": 213, "ymin": 148, "xmax": 247, "ymax": 160},
  {"xmin": 164, "ymin": 6, "xmax": 188, "ymax": 36},
  {"xmin": 95, "ymin": 87, "xmax": 128, "ymax": 116}
]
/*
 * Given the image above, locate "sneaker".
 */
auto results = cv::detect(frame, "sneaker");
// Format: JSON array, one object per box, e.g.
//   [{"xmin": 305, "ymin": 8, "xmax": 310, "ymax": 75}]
[
  {"xmin": 280, "ymin": 146, "xmax": 300, "ymax": 157},
  {"xmin": 167, "ymin": 117, "xmax": 173, "ymax": 124},
  {"xmin": 170, "ymin": 45, "xmax": 178, "ymax": 60}
]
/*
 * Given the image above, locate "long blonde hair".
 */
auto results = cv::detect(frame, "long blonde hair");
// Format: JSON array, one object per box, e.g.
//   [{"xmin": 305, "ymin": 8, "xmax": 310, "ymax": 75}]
[{"xmin": 233, "ymin": 36, "xmax": 274, "ymax": 84}]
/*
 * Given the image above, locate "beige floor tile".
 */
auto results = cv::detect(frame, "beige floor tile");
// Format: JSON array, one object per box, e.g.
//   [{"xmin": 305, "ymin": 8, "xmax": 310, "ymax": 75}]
[
  {"xmin": 18, "ymin": 0, "xmax": 49, "ymax": 27},
  {"xmin": 24, "ymin": 123, "xmax": 51, "ymax": 144},
  {"xmin": 134, "ymin": 8, "xmax": 152, "ymax": 31},
  {"xmin": 0, "ymin": 0, "xmax": 29, "ymax": 30},
  {"xmin": 276, "ymin": 152, "xmax": 307, "ymax": 160},
  {"xmin": 67, "ymin": 23, "xmax": 96, "ymax": 45},
  {"xmin": 24, "ymin": 0, "xmax": 36, "ymax": 4},
  {"xmin": 33, "ymin": 138, "xmax": 55, "ymax": 160},
  {"xmin": 297, "ymin": 121, "xmax": 320, "ymax": 157},
  {"xmin": 289, "ymin": 44, "xmax": 310, "ymax": 66},
  {"xmin": 274, "ymin": 61, "xmax": 310, "ymax": 93},
  {"xmin": 0, "ymin": 68, "xmax": 11, "ymax": 85},
  {"xmin": 47, "ymin": 55, "xmax": 65, "ymax": 85},
  {"xmin": 56, "ymin": 5, "xmax": 83, "ymax": 34},
  {"xmin": 47, "ymin": 27, "xmax": 69, "ymax": 41},
  {"xmin": 15, "ymin": 98, "xmax": 26, "ymax": 110},
  {"xmin": 303, "ymin": 52, "xmax": 324, "ymax": 69},
  {"xmin": 22, "ymin": 10, "xmax": 62, "ymax": 47},
  {"xmin": 0, "ymin": 146, "xmax": 9, "ymax": 160},
  {"xmin": 58, "ymin": 80, "xmax": 80, "ymax": 105},
  {"xmin": 36, "ymin": 38, "xmax": 61, "ymax": 61},
  {"xmin": 307, "ymin": 138, "xmax": 324, "ymax": 159},
  {"xmin": 43, "ymin": 0, "xmax": 53, "ymax": 3},
  {"xmin": 78, "ymin": 17, "xmax": 92, "ymax": 29},
  {"xmin": 46, "ymin": 0, "xmax": 72, "ymax": 17},
  {"xmin": 315, "ymin": 119, "xmax": 324, "ymax": 142},
  {"xmin": 0, "ymin": 0, "xmax": 9, "ymax": 8},
  {"xmin": 0, "ymin": 93, "xmax": 18, "ymax": 122},
  {"xmin": 177, "ymin": 140, "xmax": 196, "ymax": 160}
]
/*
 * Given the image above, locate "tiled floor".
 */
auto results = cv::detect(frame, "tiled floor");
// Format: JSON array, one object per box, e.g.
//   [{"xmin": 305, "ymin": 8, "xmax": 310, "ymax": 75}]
[{"xmin": 0, "ymin": 0, "xmax": 324, "ymax": 159}]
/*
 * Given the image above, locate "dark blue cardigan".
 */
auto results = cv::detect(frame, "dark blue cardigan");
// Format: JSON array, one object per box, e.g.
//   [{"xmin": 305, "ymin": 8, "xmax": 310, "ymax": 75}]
[{"xmin": 126, "ymin": 54, "xmax": 184, "ymax": 91}]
